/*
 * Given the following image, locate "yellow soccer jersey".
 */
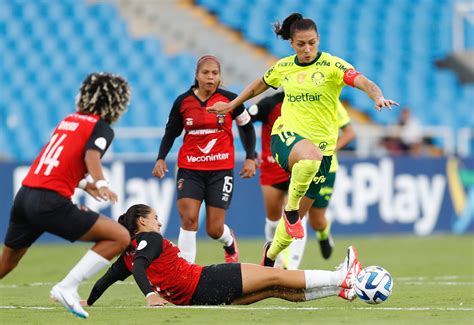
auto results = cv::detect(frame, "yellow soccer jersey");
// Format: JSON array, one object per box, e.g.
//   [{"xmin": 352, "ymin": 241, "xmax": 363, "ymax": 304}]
[
  {"xmin": 330, "ymin": 100, "xmax": 351, "ymax": 173},
  {"xmin": 264, "ymin": 52, "xmax": 354, "ymax": 155}
]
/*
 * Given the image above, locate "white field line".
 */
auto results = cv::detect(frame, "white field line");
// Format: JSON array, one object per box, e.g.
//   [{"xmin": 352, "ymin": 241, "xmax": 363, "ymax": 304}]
[
  {"xmin": 0, "ymin": 305, "xmax": 473, "ymax": 312},
  {"xmin": 2, "ymin": 276, "xmax": 473, "ymax": 289}
]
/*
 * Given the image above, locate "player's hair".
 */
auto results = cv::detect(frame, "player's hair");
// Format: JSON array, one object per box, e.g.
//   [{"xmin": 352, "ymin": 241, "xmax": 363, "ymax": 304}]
[
  {"xmin": 118, "ymin": 204, "xmax": 153, "ymax": 240},
  {"xmin": 273, "ymin": 13, "xmax": 318, "ymax": 40},
  {"xmin": 76, "ymin": 72, "xmax": 131, "ymax": 124},
  {"xmin": 194, "ymin": 55, "xmax": 222, "ymax": 87}
]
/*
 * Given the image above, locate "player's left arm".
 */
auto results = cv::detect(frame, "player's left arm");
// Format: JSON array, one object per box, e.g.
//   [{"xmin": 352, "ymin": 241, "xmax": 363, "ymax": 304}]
[
  {"xmin": 232, "ymin": 105, "xmax": 257, "ymax": 178},
  {"xmin": 349, "ymin": 73, "xmax": 399, "ymax": 111},
  {"xmin": 84, "ymin": 120, "xmax": 117, "ymax": 202},
  {"xmin": 336, "ymin": 123, "xmax": 356, "ymax": 151},
  {"xmin": 132, "ymin": 232, "xmax": 168, "ymax": 306}
]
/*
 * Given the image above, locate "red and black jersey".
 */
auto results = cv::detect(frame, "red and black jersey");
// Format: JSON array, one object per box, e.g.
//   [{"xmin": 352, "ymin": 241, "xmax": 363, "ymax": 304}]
[
  {"xmin": 248, "ymin": 92, "xmax": 289, "ymax": 185},
  {"xmin": 158, "ymin": 87, "xmax": 250, "ymax": 171},
  {"xmin": 22, "ymin": 112, "xmax": 113, "ymax": 198},
  {"xmin": 122, "ymin": 232, "xmax": 203, "ymax": 306}
]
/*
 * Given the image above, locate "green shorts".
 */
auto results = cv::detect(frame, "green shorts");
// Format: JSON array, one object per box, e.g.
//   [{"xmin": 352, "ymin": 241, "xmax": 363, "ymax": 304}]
[
  {"xmin": 312, "ymin": 171, "xmax": 336, "ymax": 208},
  {"xmin": 270, "ymin": 131, "xmax": 305, "ymax": 171},
  {"xmin": 270, "ymin": 132, "xmax": 332, "ymax": 200}
]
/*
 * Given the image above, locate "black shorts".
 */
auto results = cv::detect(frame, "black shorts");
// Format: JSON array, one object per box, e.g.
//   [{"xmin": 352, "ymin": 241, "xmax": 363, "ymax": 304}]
[
  {"xmin": 176, "ymin": 168, "xmax": 234, "ymax": 210},
  {"xmin": 270, "ymin": 179, "xmax": 290, "ymax": 192},
  {"xmin": 4, "ymin": 186, "xmax": 100, "ymax": 249},
  {"xmin": 189, "ymin": 263, "xmax": 243, "ymax": 305}
]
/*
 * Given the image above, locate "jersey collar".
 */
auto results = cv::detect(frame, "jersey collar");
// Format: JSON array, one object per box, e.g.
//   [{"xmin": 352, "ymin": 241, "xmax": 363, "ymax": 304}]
[{"xmin": 294, "ymin": 51, "xmax": 322, "ymax": 67}]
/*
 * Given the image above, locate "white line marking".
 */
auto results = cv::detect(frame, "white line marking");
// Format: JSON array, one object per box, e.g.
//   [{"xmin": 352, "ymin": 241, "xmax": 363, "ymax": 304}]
[{"xmin": 0, "ymin": 305, "xmax": 472, "ymax": 311}]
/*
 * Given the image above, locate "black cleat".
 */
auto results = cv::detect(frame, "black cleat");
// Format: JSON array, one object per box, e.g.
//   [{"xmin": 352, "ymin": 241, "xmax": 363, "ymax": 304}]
[
  {"xmin": 261, "ymin": 241, "xmax": 275, "ymax": 267},
  {"xmin": 319, "ymin": 233, "xmax": 334, "ymax": 259}
]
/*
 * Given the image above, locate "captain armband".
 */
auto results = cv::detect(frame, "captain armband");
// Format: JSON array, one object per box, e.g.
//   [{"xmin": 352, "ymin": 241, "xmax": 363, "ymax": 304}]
[
  {"xmin": 235, "ymin": 109, "xmax": 251, "ymax": 126},
  {"xmin": 343, "ymin": 69, "xmax": 361, "ymax": 87}
]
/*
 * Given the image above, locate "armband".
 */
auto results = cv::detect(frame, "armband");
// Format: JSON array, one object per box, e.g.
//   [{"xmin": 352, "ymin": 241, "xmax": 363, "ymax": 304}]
[
  {"xmin": 343, "ymin": 69, "xmax": 361, "ymax": 87},
  {"xmin": 95, "ymin": 180, "xmax": 109, "ymax": 189},
  {"xmin": 146, "ymin": 292, "xmax": 157, "ymax": 298}
]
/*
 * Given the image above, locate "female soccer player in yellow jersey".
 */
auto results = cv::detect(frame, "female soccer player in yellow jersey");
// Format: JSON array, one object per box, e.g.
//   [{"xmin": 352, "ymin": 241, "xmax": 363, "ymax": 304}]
[{"xmin": 208, "ymin": 13, "xmax": 398, "ymax": 267}]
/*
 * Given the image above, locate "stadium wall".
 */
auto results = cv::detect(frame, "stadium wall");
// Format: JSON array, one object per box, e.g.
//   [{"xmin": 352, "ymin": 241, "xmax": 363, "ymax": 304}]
[{"xmin": 0, "ymin": 157, "xmax": 472, "ymax": 242}]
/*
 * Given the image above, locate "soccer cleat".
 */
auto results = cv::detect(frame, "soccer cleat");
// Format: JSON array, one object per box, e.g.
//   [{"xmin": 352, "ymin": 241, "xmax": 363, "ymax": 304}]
[
  {"xmin": 282, "ymin": 210, "xmax": 304, "ymax": 239},
  {"xmin": 339, "ymin": 288, "xmax": 357, "ymax": 301},
  {"xmin": 224, "ymin": 230, "xmax": 239, "ymax": 263},
  {"xmin": 261, "ymin": 241, "xmax": 275, "ymax": 267},
  {"xmin": 50, "ymin": 284, "xmax": 89, "ymax": 319},
  {"xmin": 319, "ymin": 233, "xmax": 334, "ymax": 259},
  {"xmin": 337, "ymin": 246, "xmax": 361, "ymax": 289}
]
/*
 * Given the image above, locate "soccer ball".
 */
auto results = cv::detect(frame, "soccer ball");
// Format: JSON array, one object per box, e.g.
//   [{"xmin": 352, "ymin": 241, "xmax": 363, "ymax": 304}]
[{"xmin": 354, "ymin": 266, "xmax": 393, "ymax": 304}]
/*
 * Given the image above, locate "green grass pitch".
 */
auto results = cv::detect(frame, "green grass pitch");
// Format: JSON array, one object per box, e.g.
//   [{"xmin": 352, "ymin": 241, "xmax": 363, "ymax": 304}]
[{"xmin": 1, "ymin": 235, "xmax": 473, "ymax": 324}]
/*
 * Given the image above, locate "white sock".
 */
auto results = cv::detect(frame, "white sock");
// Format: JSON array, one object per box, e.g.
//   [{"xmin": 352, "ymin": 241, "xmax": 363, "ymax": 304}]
[
  {"xmin": 304, "ymin": 270, "xmax": 339, "ymax": 288},
  {"xmin": 217, "ymin": 224, "xmax": 233, "ymax": 247},
  {"xmin": 286, "ymin": 217, "xmax": 307, "ymax": 270},
  {"xmin": 304, "ymin": 286, "xmax": 340, "ymax": 301},
  {"xmin": 59, "ymin": 249, "xmax": 110, "ymax": 290},
  {"xmin": 265, "ymin": 218, "xmax": 280, "ymax": 242},
  {"xmin": 178, "ymin": 228, "xmax": 197, "ymax": 263}
]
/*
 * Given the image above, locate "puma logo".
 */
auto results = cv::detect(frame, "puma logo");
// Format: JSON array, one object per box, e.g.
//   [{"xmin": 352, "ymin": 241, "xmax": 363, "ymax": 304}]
[{"xmin": 198, "ymin": 139, "xmax": 217, "ymax": 154}]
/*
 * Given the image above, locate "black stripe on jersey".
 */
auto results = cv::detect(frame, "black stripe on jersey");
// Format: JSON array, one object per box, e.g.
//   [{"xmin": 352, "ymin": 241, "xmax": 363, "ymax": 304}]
[
  {"xmin": 85, "ymin": 119, "xmax": 114, "ymax": 157},
  {"xmin": 262, "ymin": 76, "xmax": 278, "ymax": 90}
]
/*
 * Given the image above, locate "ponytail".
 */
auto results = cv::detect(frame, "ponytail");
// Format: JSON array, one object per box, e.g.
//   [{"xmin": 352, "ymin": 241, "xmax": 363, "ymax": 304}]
[
  {"xmin": 274, "ymin": 12, "xmax": 317, "ymax": 40},
  {"xmin": 118, "ymin": 204, "xmax": 152, "ymax": 238}
]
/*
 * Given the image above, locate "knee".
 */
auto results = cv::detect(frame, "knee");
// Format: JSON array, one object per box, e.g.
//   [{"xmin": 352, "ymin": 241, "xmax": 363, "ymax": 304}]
[
  {"xmin": 297, "ymin": 159, "xmax": 320, "ymax": 174},
  {"xmin": 115, "ymin": 227, "xmax": 131, "ymax": 251},
  {"xmin": 181, "ymin": 215, "xmax": 199, "ymax": 231},
  {"xmin": 206, "ymin": 224, "xmax": 223, "ymax": 239},
  {"xmin": 309, "ymin": 209, "xmax": 327, "ymax": 231}
]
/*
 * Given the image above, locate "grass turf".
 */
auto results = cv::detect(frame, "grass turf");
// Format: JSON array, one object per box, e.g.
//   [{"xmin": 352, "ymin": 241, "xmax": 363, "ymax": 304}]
[{"xmin": 1, "ymin": 234, "xmax": 473, "ymax": 324}]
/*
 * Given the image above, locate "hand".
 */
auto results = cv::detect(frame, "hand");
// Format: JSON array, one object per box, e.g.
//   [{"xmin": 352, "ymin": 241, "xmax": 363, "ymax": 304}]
[
  {"xmin": 239, "ymin": 159, "xmax": 257, "ymax": 178},
  {"xmin": 374, "ymin": 98, "xmax": 399, "ymax": 111},
  {"xmin": 83, "ymin": 183, "xmax": 105, "ymax": 202},
  {"xmin": 80, "ymin": 300, "xmax": 89, "ymax": 307},
  {"xmin": 98, "ymin": 187, "xmax": 118, "ymax": 203},
  {"xmin": 147, "ymin": 293, "xmax": 169, "ymax": 306},
  {"xmin": 152, "ymin": 159, "xmax": 168, "ymax": 178},
  {"xmin": 207, "ymin": 101, "xmax": 233, "ymax": 114}
]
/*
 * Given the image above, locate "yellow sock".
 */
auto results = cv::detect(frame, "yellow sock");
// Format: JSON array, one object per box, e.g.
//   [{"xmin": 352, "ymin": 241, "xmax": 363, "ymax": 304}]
[
  {"xmin": 317, "ymin": 221, "xmax": 331, "ymax": 240},
  {"xmin": 267, "ymin": 218, "xmax": 294, "ymax": 260},
  {"xmin": 286, "ymin": 159, "xmax": 321, "ymax": 211}
]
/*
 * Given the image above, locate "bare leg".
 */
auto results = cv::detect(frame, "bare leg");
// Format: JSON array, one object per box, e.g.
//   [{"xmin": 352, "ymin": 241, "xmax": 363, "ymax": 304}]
[
  {"xmin": 240, "ymin": 262, "xmax": 341, "ymax": 295},
  {"xmin": 241, "ymin": 263, "xmax": 305, "ymax": 294},
  {"xmin": 0, "ymin": 246, "xmax": 29, "ymax": 279},
  {"xmin": 232, "ymin": 286, "xmax": 305, "ymax": 305},
  {"xmin": 205, "ymin": 206, "xmax": 227, "ymax": 239},
  {"xmin": 261, "ymin": 185, "xmax": 286, "ymax": 223},
  {"xmin": 308, "ymin": 207, "xmax": 328, "ymax": 232},
  {"xmin": 232, "ymin": 286, "xmax": 340, "ymax": 305},
  {"xmin": 79, "ymin": 216, "xmax": 130, "ymax": 259},
  {"xmin": 299, "ymin": 196, "xmax": 315, "ymax": 219},
  {"xmin": 178, "ymin": 198, "xmax": 201, "ymax": 231}
]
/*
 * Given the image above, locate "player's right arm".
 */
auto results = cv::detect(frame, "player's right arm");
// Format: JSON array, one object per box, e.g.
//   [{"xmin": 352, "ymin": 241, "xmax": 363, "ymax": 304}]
[
  {"xmin": 85, "ymin": 256, "xmax": 131, "ymax": 306},
  {"xmin": 207, "ymin": 78, "xmax": 269, "ymax": 114},
  {"xmin": 152, "ymin": 97, "xmax": 184, "ymax": 178}
]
